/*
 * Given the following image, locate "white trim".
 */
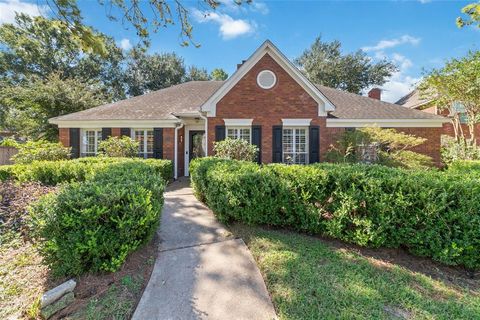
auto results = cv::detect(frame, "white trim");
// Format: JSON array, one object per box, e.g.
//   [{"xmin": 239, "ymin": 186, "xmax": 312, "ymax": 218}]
[
  {"xmin": 226, "ymin": 126, "xmax": 252, "ymax": 143},
  {"xmin": 49, "ymin": 119, "xmax": 179, "ymax": 128},
  {"xmin": 174, "ymin": 123, "xmax": 185, "ymax": 179},
  {"xmin": 80, "ymin": 128, "xmax": 102, "ymax": 156},
  {"xmin": 257, "ymin": 70, "xmax": 277, "ymax": 89},
  {"xmin": 223, "ymin": 119, "xmax": 253, "ymax": 126},
  {"xmin": 326, "ymin": 118, "xmax": 448, "ymax": 128},
  {"xmin": 131, "ymin": 129, "xmax": 154, "ymax": 158},
  {"xmin": 282, "ymin": 119, "xmax": 312, "ymax": 126},
  {"xmin": 282, "ymin": 127, "xmax": 309, "ymax": 165},
  {"xmin": 201, "ymin": 40, "xmax": 335, "ymax": 117}
]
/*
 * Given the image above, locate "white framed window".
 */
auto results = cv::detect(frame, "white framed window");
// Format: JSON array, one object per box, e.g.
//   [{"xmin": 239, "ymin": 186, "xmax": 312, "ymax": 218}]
[
  {"xmin": 133, "ymin": 129, "xmax": 154, "ymax": 158},
  {"xmin": 81, "ymin": 129, "xmax": 102, "ymax": 157},
  {"xmin": 227, "ymin": 127, "xmax": 251, "ymax": 142},
  {"xmin": 282, "ymin": 127, "xmax": 308, "ymax": 164}
]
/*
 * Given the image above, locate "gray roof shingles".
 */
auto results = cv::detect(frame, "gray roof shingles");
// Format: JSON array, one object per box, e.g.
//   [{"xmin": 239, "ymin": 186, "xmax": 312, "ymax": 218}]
[{"xmin": 52, "ymin": 80, "xmax": 446, "ymax": 122}]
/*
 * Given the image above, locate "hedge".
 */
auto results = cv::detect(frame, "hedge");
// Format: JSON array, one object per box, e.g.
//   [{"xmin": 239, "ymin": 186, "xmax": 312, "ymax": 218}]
[
  {"xmin": 30, "ymin": 161, "xmax": 165, "ymax": 276},
  {"xmin": 0, "ymin": 157, "xmax": 172, "ymax": 185},
  {"xmin": 190, "ymin": 158, "xmax": 480, "ymax": 269},
  {"xmin": 447, "ymin": 160, "xmax": 480, "ymax": 174}
]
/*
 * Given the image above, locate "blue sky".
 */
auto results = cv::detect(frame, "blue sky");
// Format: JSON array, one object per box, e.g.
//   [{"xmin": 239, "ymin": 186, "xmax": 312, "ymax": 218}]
[{"xmin": 0, "ymin": 0, "xmax": 478, "ymax": 102}]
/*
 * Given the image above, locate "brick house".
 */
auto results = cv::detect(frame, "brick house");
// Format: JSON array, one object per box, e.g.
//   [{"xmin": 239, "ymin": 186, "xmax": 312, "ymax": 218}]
[{"xmin": 50, "ymin": 41, "xmax": 448, "ymax": 178}]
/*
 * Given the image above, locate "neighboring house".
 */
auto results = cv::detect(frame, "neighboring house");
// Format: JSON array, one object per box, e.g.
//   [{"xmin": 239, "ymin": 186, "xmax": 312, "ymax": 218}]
[
  {"xmin": 396, "ymin": 89, "xmax": 479, "ymax": 143},
  {"xmin": 50, "ymin": 41, "xmax": 448, "ymax": 178}
]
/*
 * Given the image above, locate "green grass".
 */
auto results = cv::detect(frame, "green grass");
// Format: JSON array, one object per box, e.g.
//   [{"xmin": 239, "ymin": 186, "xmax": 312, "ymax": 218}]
[{"xmin": 233, "ymin": 224, "xmax": 480, "ymax": 320}]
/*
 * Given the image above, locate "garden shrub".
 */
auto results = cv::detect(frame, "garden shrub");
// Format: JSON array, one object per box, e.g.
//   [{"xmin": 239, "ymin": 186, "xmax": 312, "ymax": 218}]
[
  {"xmin": 0, "ymin": 157, "xmax": 172, "ymax": 185},
  {"xmin": 11, "ymin": 140, "xmax": 70, "ymax": 164},
  {"xmin": 190, "ymin": 158, "xmax": 480, "ymax": 269},
  {"xmin": 213, "ymin": 138, "xmax": 258, "ymax": 162},
  {"xmin": 30, "ymin": 162, "xmax": 165, "ymax": 276},
  {"xmin": 98, "ymin": 136, "xmax": 139, "ymax": 157},
  {"xmin": 441, "ymin": 136, "xmax": 480, "ymax": 165}
]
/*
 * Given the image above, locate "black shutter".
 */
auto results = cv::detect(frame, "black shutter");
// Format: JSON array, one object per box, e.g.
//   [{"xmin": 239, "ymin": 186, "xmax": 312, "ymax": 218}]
[
  {"xmin": 309, "ymin": 126, "xmax": 320, "ymax": 164},
  {"xmin": 153, "ymin": 128, "xmax": 163, "ymax": 159},
  {"xmin": 252, "ymin": 125, "xmax": 262, "ymax": 164},
  {"xmin": 272, "ymin": 125, "xmax": 283, "ymax": 163},
  {"xmin": 101, "ymin": 128, "xmax": 112, "ymax": 140},
  {"xmin": 120, "ymin": 128, "xmax": 131, "ymax": 137},
  {"xmin": 215, "ymin": 125, "xmax": 226, "ymax": 142},
  {"xmin": 69, "ymin": 128, "xmax": 80, "ymax": 158}
]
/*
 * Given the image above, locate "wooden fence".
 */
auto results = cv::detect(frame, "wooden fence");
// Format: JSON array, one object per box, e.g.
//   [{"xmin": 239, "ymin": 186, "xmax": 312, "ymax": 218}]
[{"xmin": 0, "ymin": 146, "xmax": 18, "ymax": 165}]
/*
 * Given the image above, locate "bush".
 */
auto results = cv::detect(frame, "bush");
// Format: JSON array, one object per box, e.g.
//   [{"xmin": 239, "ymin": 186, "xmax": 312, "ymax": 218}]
[
  {"xmin": 30, "ymin": 162, "xmax": 165, "ymax": 276},
  {"xmin": 441, "ymin": 136, "xmax": 480, "ymax": 165},
  {"xmin": 0, "ymin": 137, "xmax": 19, "ymax": 147},
  {"xmin": 11, "ymin": 140, "xmax": 70, "ymax": 164},
  {"xmin": 98, "ymin": 136, "xmax": 139, "ymax": 157},
  {"xmin": 213, "ymin": 138, "xmax": 258, "ymax": 162},
  {"xmin": 0, "ymin": 157, "xmax": 173, "ymax": 185},
  {"xmin": 190, "ymin": 158, "xmax": 480, "ymax": 269}
]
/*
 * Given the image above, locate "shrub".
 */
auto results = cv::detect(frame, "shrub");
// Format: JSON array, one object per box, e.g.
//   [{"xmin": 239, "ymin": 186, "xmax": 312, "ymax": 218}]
[
  {"xmin": 98, "ymin": 136, "xmax": 139, "ymax": 157},
  {"xmin": 11, "ymin": 140, "xmax": 70, "ymax": 164},
  {"xmin": 190, "ymin": 158, "xmax": 480, "ymax": 269},
  {"xmin": 0, "ymin": 137, "xmax": 19, "ymax": 147},
  {"xmin": 30, "ymin": 162, "xmax": 165, "ymax": 276},
  {"xmin": 213, "ymin": 138, "xmax": 258, "ymax": 162},
  {"xmin": 0, "ymin": 157, "xmax": 173, "ymax": 185},
  {"xmin": 441, "ymin": 136, "xmax": 480, "ymax": 165}
]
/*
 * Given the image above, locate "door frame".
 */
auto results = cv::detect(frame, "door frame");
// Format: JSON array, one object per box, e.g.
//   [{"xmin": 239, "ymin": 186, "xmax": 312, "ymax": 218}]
[{"xmin": 184, "ymin": 124, "xmax": 205, "ymax": 176}]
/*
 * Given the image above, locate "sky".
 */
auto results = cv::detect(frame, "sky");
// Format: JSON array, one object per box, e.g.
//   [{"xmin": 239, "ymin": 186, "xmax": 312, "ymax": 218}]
[{"xmin": 0, "ymin": 0, "xmax": 478, "ymax": 102}]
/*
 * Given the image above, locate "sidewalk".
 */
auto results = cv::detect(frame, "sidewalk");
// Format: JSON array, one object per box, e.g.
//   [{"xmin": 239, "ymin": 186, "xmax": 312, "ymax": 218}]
[{"xmin": 132, "ymin": 178, "xmax": 277, "ymax": 320}]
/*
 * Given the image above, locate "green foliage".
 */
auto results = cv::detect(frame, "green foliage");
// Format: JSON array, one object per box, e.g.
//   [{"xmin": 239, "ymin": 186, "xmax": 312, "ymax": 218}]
[
  {"xmin": 295, "ymin": 36, "xmax": 397, "ymax": 94},
  {"xmin": 0, "ymin": 138, "xmax": 19, "ymax": 147},
  {"xmin": 213, "ymin": 138, "xmax": 258, "ymax": 162},
  {"xmin": 11, "ymin": 140, "xmax": 70, "ymax": 164},
  {"xmin": 0, "ymin": 74, "xmax": 109, "ymax": 140},
  {"xmin": 191, "ymin": 158, "xmax": 480, "ymax": 269},
  {"xmin": 457, "ymin": 2, "xmax": 480, "ymax": 28},
  {"xmin": 441, "ymin": 136, "xmax": 480, "ymax": 164},
  {"xmin": 0, "ymin": 157, "xmax": 172, "ymax": 185},
  {"xmin": 326, "ymin": 127, "xmax": 433, "ymax": 169},
  {"xmin": 210, "ymin": 68, "xmax": 228, "ymax": 81},
  {"xmin": 30, "ymin": 162, "xmax": 165, "ymax": 276},
  {"xmin": 184, "ymin": 66, "xmax": 210, "ymax": 81},
  {"xmin": 98, "ymin": 136, "xmax": 139, "ymax": 157}
]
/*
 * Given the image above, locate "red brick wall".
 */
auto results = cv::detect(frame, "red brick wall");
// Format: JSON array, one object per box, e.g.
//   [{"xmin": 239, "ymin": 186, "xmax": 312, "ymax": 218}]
[
  {"xmin": 210, "ymin": 53, "xmax": 322, "ymax": 163},
  {"xmin": 112, "ymin": 128, "xmax": 121, "ymax": 137},
  {"xmin": 163, "ymin": 128, "xmax": 175, "ymax": 161},
  {"xmin": 59, "ymin": 128, "xmax": 69, "ymax": 147}
]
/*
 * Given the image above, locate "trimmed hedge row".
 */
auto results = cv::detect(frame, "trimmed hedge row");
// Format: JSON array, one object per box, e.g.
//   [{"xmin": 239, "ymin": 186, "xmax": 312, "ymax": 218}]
[
  {"xmin": 0, "ymin": 157, "xmax": 172, "ymax": 185},
  {"xmin": 191, "ymin": 158, "xmax": 480, "ymax": 269},
  {"xmin": 447, "ymin": 160, "xmax": 480, "ymax": 174},
  {"xmin": 30, "ymin": 161, "xmax": 166, "ymax": 276}
]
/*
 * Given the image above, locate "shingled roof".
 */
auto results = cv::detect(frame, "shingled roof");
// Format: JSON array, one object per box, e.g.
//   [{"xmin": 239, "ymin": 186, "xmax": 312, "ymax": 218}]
[
  {"xmin": 51, "ymin": 80, "xmax": 446, "ymax": 122},
  {"xmin": 395, "ymin": 89, "xmax": 432, "ymax": 109}
]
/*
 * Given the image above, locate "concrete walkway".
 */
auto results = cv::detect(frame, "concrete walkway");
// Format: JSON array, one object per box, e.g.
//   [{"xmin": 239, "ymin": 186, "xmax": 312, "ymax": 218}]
[{"xmin": 132, "ymin": 178, "xmax": 277, "ymax": 320}]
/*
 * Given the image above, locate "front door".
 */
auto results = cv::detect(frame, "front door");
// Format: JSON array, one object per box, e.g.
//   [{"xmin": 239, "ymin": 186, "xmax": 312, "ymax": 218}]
[{"xmin": 189, "ymin": 130, "xmax": 206, "ymax": 164}]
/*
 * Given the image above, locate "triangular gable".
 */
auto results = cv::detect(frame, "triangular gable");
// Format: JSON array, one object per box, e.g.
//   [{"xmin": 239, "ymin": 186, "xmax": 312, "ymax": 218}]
[{"xmin": 201, "ymin": 40, "xmax": 336, "ymax": 117}]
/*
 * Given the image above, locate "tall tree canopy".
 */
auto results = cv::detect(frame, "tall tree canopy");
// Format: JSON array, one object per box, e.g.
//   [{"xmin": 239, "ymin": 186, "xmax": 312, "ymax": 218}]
[
  {"xmin": 210, "ymin": 68, "xmax": 229, "ymax": 81},
  {"xmin": 0, "ymin": 14, "xmax": 125, "ymax": 100},
  {"xmin": 419, "ymin": 51, "xmax": 480, "ymax": 143},
  {"xmin": 185, "ymin": 66, "xmax": 211, "ymax": 81},
  {"xmin": 295, "ymin": 37, "xmax": 397, "ymax": 94},
  {"xmin": 0, "ymin": 74, "xmax": 109, "ymax": 140},
  {"xmin": 124, "ymin": 49, "xmax": 186, "ymax": 97},
  {"xmin": 457, "ymin": 2, "xmax": 480, "ymax": 28}
]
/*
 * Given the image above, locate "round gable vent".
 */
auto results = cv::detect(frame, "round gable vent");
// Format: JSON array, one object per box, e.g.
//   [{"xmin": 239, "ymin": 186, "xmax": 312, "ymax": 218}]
[{"xmin": 257, "ymin": 70, "xmax": 276, "ymax": 89}]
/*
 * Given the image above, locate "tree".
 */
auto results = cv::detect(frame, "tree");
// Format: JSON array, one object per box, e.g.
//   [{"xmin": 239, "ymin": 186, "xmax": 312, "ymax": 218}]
[
  {"xmin": 210, "ymin": 68, "xmax": 228, "ymax": 81},
  {"xmin": 457, "ymin": 2, "xmax": 480, "ymax": 28},
  {"xmin": 295, "ymin": 36, "xmax": 397, "ymax": 94},
  {"xmin": 0, "ymin": 74, "xmax": 109, "ymax": 140},
  {"xmin": 0, "ymin": 14, "xmax": 125, "ymax": 100},
  {"xmin": 185, "ymin": 66, "xmax": 211, "ymax": 81},
  {"xmin": 47, "ymin": 0, "xmax": 249, "ymax": 51},
  {"xmin": 419, "ymin": 51, "xmax": 480, "ymax": 143},
  {"xmin": 124, "ymin": 49, "xmax": 186, "ymax": 96}
]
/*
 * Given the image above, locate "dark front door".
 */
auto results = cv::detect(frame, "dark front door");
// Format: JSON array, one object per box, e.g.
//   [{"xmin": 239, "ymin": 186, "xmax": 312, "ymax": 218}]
[{"xmin": 189, "ymin": 130, "xmax": 206, "ymax": 163}]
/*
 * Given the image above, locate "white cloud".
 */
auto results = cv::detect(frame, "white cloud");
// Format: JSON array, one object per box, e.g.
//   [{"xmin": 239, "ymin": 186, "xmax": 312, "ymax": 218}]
[
  {"xmin": 381, "ymin": 73, "xmax": 421, "ymax": 103},
  {"xmin": 362, "ymin": 35, "xmax": 421, "ymax": 52},
  {"xmin": 251, "ymin": 2, "xmax": 269, "ymax": 15},
  {"xmin": 119, "ymin": 38, "xmax": 132, "ymax": 50},
  {"xmin": 193, "ymin": 10, "xmax": 256, "ymax": 39},
  {"xmin": 0, "ymin": 0, "xmax": 48, "ymax": 24},
  {"xmin": 391, "ymin": 53, "xmax": 413, "ymax": 70}
]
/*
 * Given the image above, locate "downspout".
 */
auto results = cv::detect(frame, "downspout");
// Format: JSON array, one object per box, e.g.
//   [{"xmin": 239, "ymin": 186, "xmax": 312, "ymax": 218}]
[
  {"xmin": 200, "ymin": 112, "xmax": 208, "ymax": 156},
  {"xmin": 174, "ymin": 122, "xmax": 185, "ymax": 180}
]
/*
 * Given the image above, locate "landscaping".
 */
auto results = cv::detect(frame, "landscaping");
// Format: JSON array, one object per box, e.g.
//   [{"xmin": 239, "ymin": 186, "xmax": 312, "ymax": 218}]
[
  {"xmin": 0, "ymin": 157, "xmax": 171, "ymax": 318},
  {"xmin": 190, "ymin": 158, "xmax": 480, "ymax": 270}
]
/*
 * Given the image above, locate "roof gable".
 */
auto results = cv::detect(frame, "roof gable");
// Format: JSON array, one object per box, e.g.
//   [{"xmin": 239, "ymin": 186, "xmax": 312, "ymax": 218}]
[{"xmin": 201, "ymin": 40, "xmax": 335, "ymax": 117}]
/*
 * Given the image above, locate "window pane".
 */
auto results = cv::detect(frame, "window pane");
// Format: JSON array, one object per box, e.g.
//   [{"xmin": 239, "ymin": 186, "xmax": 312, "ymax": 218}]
[
  {"xmin": 239, "ymin": 128, "xmax": 250, "ymax": 141},
  {"xmin": 135, "ymin": 130, "xmax": 145, "ymax": 153},
  {"xmin": 282, "ymin": 128, "xmax": 308, "ymax": 165},
  {"xmin": 146, "ymin": 130, "xmax": 154, "ymax": 153},
  {"xmin": 227, "ymin": 128, "xmax": 237, "ymax": 139}
]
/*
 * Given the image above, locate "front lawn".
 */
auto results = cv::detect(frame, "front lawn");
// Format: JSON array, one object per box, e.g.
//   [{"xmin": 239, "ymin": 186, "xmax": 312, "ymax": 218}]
[{"xmin": 232, "ymin": 224, "xmax": 480, "ymax": 320}]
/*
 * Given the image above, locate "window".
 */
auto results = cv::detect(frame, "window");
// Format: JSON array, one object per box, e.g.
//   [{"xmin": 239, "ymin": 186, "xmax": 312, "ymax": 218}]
[
  {"xmin": 283, "ymin": 127, "xmax": 308, "ymax": 164},
  {"xmin": 257, "ymin": 70, "xmax": 277, "ymax": 89},
  {"xmin": 133, "ymin": 129, "xmax": 154, "ymax": 158},
  {"xmin": 227, "ymin": 127, "xmax": 251, "ymax": 142},
  {"xmin": 81, "ymin": 129, "xmax": 102, "ymax": 156}
]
